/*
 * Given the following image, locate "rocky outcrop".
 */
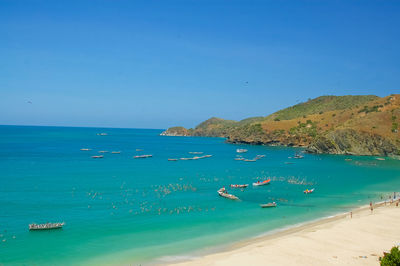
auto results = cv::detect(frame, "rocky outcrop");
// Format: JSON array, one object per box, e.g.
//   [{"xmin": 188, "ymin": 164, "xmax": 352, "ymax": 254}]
[
  {"xmin": 160, "ymin": 127, "xmax": 191, "ymax": 136},
  {"xmin": 306, "ymin": 129, "xmax": 400, "ymax": 156}
]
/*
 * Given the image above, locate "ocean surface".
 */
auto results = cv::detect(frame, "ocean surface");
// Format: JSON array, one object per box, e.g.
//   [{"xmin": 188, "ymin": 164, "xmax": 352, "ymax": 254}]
[{"xmin": 1, "ymin": 125, "xmax": 399, "ymax": 265}]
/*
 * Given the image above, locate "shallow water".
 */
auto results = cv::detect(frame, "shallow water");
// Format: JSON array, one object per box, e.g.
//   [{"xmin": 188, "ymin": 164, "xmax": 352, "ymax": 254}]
[{"xmin": 0, "ymin": 125, "xmax": 399, "ymax": 265}]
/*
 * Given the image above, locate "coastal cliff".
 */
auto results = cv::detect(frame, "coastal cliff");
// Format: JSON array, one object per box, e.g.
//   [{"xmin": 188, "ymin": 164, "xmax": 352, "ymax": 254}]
[{"xmin": 161, "ymin": 94, "xmax": 400, "ymax": 156}]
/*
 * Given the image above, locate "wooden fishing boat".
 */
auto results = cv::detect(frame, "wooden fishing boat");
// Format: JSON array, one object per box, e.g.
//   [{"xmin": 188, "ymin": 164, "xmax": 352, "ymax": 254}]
[
  {"xmin": 217, "ymin": 188, "xmax": 239, "ymax": 200},
  {"xmin": 29, "ymin": 222, "xmax": 65, "ymax": 230},
  {"xmin": 230, "ymin": 184, "xmax": 248, "ymax": 188},
  {"xmin": 111, "ymin": 151, "xmax": 121, "ymax": 154},
  {"xmin": 260, "ymin": 202, "xmax": 277, "ymax": 208},
  {"xmin": 133, "ymin": 155, "xmax": 152, "ymax": 159},
  {"xmin": 304, "ymin": 188, "xmax": 315, "ymax": 194},
  {"xmin": 243, "ymin": 159, "xmax": 256, "ymax": 162},
  {"xmin": 253, "ymin": 179, "xmax": 271, "ymax": 186}
]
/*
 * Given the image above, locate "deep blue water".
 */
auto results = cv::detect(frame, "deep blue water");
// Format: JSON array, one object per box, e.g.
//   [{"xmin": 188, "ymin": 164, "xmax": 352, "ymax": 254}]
[{"xmin": 0, "ymin": 125, "xmax": 399, "ymax": 265}]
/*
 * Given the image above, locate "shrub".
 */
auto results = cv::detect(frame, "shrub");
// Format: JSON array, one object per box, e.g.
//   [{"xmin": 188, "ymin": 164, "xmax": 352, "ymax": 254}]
[
  {"xmin": 274, "ymin": 118, "xmax": 280, "ymax": 121},
  {"xmin": 381, "ymin": 246, "xmax": 400, "ymax": 266}
]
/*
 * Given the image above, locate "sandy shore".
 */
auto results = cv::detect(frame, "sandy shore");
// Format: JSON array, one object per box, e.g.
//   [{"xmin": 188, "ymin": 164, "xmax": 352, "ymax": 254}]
[{"xmin": 170, "ymin": 202, "xmax": 400, "ymax": 265}]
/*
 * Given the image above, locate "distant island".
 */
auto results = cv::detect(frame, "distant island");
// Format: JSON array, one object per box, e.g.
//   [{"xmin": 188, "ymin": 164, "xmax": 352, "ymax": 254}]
[{"xmin": 161, "ymin": 94, "xmax": 400, "ymax": 156}]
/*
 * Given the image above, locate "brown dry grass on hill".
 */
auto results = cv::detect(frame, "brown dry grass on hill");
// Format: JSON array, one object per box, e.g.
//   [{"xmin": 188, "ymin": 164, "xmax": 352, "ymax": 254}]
[{"xmin": 260, "ymin": 94, "xmax": 400, "ymax": 140}]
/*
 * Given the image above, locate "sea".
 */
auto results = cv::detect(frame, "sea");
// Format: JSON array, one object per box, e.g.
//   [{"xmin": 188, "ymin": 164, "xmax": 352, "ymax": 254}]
[{"xmin": 0, "ymin": 125, "xmax": 399, "ymax": 265}]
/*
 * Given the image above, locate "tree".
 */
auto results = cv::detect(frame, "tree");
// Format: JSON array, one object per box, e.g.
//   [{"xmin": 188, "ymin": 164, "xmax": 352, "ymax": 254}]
[{"xmin": 381, "ymin": 246, "xmax": 400, "ymax": 266}]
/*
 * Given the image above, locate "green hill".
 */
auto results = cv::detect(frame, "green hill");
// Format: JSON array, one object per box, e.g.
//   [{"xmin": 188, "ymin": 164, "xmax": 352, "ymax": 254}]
[
  {"xmin": 267, "ymin": 95, "xmax": 379, "ymax": 121},
  {"xmin": 161, "ymin": 94, "xmax": 400, "ymax": 156}
]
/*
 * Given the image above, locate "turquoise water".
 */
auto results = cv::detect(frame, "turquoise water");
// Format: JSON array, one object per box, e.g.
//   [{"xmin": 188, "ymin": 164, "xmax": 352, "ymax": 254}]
[{"xmin": 0, "ymin": 125, "xmax": 399, "ymax": 265}]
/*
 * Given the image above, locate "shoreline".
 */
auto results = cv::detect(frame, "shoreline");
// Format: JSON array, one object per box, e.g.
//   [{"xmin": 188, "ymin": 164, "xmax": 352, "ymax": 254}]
[{"xmin": 168, "ymin": 200, "xmax": 400, "ymax": 265}]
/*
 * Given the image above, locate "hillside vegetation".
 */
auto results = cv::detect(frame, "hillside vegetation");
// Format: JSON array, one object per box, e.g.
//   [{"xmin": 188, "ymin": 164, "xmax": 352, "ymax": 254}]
[{"xmin": 161, "ymin": 94, "xmax": 400, "ymax": 156}]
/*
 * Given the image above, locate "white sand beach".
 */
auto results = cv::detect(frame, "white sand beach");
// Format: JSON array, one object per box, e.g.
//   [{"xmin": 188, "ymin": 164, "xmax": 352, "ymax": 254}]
[{"xmin": 171, "ymin": 202, "xmax": 400, "ymax": 265}]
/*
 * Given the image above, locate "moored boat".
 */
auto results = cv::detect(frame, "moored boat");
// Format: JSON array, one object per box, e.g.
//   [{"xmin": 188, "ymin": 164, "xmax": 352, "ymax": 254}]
[
  {"xmin": 80, "ymin": 148, "xmax": 91, "ymax": 151},
  {"xmin": 99, "ymin": 151, "xmax": 109, "ymax": 153},
  {"xmin": 230, "ymin": 184, "xmax": 248, "ymax": 188},
  {"xmin": 29, "ymin": 222, "xmax": 65, "ymax": 230},
  {"xmin": 236, "ymin": 149, "xmax": 248, "ymax": 153},
  {"xmin": 260, "ymin": 202, "xmax": 277, "ymax": 208},
  {"xmin": 111, "ymin": 151, "xmax": 121, "ymax": 154},
  {"xmin": 189, "ymin": 152, "xmax": 203, "ymax": 154},
  {"xmin": 253, "ymin": 179, "xmax": 271, "ymax": 186},
  {"xmin": 294, "ymin": 153, "xmax": 304, "ymax": 159},
  {"xmin": 234, "ymin": 158, "xmax": 244, "ymax": 161},
  {"xmin": 244, "ymin": 159, "xmax": 256, "ymax": 162},
  {"xmin": 304, "ymin": 188, "xmax": 315, "ymax": 194},
  {"xmin": 217, "ymin": 188, "xmax": 239, "ymax": 200},
  {"xmin": 133, "ymin": 155, "xmax": 152, "ymax": 159},
  {"xmin": 168, "ymin": 158, "xmax": 178, "ymax": 161},
  {"xmin": 92, "ymin": 155, "xmax": 104, "ymax": 159}
]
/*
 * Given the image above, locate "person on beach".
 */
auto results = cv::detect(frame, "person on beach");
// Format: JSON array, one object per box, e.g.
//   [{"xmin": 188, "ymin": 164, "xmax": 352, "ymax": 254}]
[
  {"xmin": 370, "ymin": 202, "xmax": 373, "ymax": 213},
  {"xmin": 350, "ymin": 211, "xmax": 352, "ymax": 218}
]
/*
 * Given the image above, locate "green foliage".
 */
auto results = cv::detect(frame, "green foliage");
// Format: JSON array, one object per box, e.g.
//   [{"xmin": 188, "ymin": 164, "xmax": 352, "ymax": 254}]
[
  {"xmin": 268, "ymin": 95, "xmax": 378, "ymax": 121},
  {"xmin": 392, "ymin": 123, "xmax": 398, "ymax": 133},
  {"xmin": 237, "ymin": 116, "xmax": 265, "ymax": 125},
  {"xmin": 358, "ymin": 105, "xmax": 383, "ymax": 114},
  {"xmin": 274, "ymin": 118, "xmax": 280, "ymax": 121},
  {"xmin": 289, "ymin": 120, "xmax": 318, "ymax": 137},
  {"xmin": 381, "ymin": 246, "xmax": 400, "ymax": 266}
]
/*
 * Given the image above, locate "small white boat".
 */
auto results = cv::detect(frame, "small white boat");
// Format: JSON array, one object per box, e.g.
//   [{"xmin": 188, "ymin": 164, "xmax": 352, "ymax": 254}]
[
  {"xmin": 217, "ymin": 188, "xmax": 239, "ymax": 200},
  {"xmin": 244, "ymin": 159, "xmax": 256, "ymax": 162},
  {"xmin": 92, "ymin": 155, "xmax": 104, "ymax": 159},
  {"xmin": 294, "ymin": 153, "xmax": 304, "ymax": 159},
  {"xmin": 111, "ymin": 151, "xmax": 121, "ymax": 154},
  {"xmin": 133, "ymin": 155, "xmax": 152, "ymax": 159},
  {"xmin": 99, "ymin": 151, "xmax": 109, "ymax": 153},
  {"xmin": 29, "ymin": 222, "xmax": 65, "ymax": 230},
  {"xmin": 80, "ymin": 148, "xmax": 91, "ymax": 151},
  {"xmin": 376, "ymin": 158, "xmax": 385, "ymax": 161},
  {"xmin": 230, "ymin": 184, "xmax": 248, "ymax": 188},
  {"xmin": 97, "ymin": 133, "xmax": 108, "ymax": 136},
  {"xmin": 260, "ymin": 202, "xmax": 277, "ymax": 208},
  {"xmin": 236, "ymin": 149, "xmax": 248, "ymax": 153},
  {"xmin": 253, "ymin": 179, "xmax": 271, "ymax": 186},
  {"xmin": 189, "ymin": 152, "xmax": 203, "ymax": 154},
  {"xmin": 168, "ymin": 158, "xmax": 178, "ymax": 161},
  {"xmin": 234, "ymin": 158, "xmax": 244, "ymax": 161}
]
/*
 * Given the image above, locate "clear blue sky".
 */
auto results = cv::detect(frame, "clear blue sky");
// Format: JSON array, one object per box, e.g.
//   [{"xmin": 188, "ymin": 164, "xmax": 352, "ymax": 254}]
[{"xmin": 1, "ymin": 0, "xmax": 399, "ymax": 129}]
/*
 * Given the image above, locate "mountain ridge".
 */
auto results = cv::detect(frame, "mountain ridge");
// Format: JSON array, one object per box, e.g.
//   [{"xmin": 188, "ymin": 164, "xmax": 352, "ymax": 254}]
[{"xmin": 161, "ymin": 94, "xmax": 400, "ymax": 156}]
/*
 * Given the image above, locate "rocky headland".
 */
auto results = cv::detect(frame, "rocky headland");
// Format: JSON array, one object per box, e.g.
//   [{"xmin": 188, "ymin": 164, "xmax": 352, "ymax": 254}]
[{"xmin": 161, "ymin": 94, "xmax": 400, "ymax": 156}]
